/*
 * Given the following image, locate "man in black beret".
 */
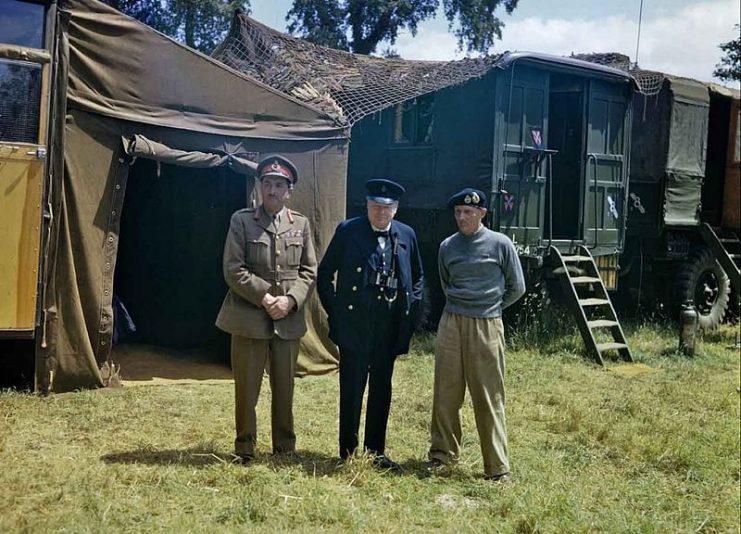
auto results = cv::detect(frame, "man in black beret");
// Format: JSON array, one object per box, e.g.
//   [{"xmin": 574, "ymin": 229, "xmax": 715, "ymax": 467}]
[
  {"xmin": 317, "ymin": 179, "xmax": 424, "ymax": 471},
  {"xmin": 427, "ymin": 187, "xmax": 525, "ymax": 481},
  {"xmin": 216, "ymin": 154, "xmax": 316, "ymax": 463}
]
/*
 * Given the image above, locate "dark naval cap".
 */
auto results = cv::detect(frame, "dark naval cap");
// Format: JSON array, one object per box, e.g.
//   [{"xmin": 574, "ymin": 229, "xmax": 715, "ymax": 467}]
[
  {"xmin": 257, "ymin": 154, "xmax": 299, "ymax": 185},
  {"xmin": 366, "ymin": 178, "xmax": 405, "ymax": 205},
  {"xmin": 447, "ymin": 188, "xmax": 487, "ymax": 209}
]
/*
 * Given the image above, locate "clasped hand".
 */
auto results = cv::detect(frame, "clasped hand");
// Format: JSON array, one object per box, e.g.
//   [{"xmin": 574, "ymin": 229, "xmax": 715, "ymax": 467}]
[{"xmin": 261, "ymin": 293, "xmax": 293, "ymax": 320}]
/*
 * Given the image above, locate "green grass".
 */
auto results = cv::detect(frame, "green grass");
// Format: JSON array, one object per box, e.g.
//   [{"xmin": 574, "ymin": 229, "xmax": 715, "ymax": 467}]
[{"xmin": 1, "ymin": 323, "xmax": 739, "ymax": 533}]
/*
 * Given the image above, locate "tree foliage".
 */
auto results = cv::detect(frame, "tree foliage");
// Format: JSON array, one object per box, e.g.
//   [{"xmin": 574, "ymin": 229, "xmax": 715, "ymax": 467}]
[
  {"xmin": 102, "ymin": 0, "xmax": 250, "ymax": 54},
  {"xmin": 713, "ymin": 25, "xmax": 740, "ymax": 82},
  {"xmin": 286, "ymin": 0, "xmax": 520, "ymax": 56}
]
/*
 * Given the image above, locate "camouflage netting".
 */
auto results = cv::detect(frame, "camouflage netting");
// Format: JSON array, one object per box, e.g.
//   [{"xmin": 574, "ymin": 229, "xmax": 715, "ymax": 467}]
[
  {"xmin": 212, "ymin": 12, "xmax": 504, "ymax": 126},
  {"xmin": 212, "ymin": 13, "xmax": 669, "ymax": 126},
  {"xmin": 571, "ymin": 52, "xmax": 667, "ymax": 96}
]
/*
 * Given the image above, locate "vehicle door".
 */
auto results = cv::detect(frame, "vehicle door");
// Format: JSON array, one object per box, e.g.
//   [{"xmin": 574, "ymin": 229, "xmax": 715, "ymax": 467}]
[
  {"xmin": 0, "ymin": 0, "xmax": 50, "ymax": 334},
  {"xmin": 494, "ymin": 64, "xmax": 549, "ymax": 255},
  {"xmin": 582, "ymin": 79, "xmax": 631, "ymax": 253}
]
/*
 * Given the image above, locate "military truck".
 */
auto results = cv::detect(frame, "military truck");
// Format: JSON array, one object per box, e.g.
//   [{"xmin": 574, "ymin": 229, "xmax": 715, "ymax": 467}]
[
  {"xmin": 348, "ymin": 52, "xmax": 637, "ymax": 363},
  {"xmin": 620, "ymin": 75, "xmax": 740, "ymax": 329}
]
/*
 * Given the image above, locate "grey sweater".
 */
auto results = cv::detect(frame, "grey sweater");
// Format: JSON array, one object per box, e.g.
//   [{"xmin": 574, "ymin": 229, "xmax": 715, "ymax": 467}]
[{"xmin": 439, "ymin": 225, "xmax": 526, "ymax": 318}]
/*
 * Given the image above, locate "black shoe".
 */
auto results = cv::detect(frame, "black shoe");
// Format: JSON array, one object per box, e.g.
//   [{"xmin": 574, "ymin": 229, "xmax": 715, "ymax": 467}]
[
  {"xmin": 372, "ymin": 454, "xmax": 401, "ymax": 473},
  {"xmin": 484, "ymin": 472, "xmax": 510, "ymax": 482}
]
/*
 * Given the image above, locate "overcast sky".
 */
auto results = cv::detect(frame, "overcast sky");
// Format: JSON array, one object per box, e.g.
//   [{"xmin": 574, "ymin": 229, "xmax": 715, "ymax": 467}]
[{"xmin": 251, "ymin": 0, "xmax": 740, "ymax": 84}]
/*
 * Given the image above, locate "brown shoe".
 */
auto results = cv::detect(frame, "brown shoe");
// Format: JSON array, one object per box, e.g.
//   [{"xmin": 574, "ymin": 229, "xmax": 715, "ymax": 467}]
[
  {"xmin": 425, "ymin": 458, "xmax": 445, "ymax": 471},
  {"xmin": 235, "ymin": 453, "xmax": 254, "ymax": 465},
  {"xmin": 273, "ymin": 450, "xmax": 302, "ymax": 462}
]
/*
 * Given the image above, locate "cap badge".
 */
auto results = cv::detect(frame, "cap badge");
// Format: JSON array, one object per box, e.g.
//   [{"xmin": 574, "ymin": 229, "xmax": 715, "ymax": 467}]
[
  {"xmin": 381, "ymin": 185, "xmax": 387, "ymax": 193},
  {"xmin": 471, "ymin": 192, "xmax": 480, "ymax": 204},
  {"xmin": 271, "ymin": 162, "xmax": 280, "ymax": 171},
  {"xmin": 464, "ymin": 194, "xmax": 472, "ymax": 204}
]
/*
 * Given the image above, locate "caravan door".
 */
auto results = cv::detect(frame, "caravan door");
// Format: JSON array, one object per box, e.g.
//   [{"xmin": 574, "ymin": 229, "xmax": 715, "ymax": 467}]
[
  {"xmin": 0, "ymin": 2, "xmax": 50, "ymax": 334},
  {"xmin": 583, "ymin": 79, "xmax": 630, "ymax": 254},
  {"xmin": 582, "ymin": 80, "xmax": 629, "ymax": 255},
  {"xmin": 494, "ymin": 65, "xmax": 549, "ymax": 255}
]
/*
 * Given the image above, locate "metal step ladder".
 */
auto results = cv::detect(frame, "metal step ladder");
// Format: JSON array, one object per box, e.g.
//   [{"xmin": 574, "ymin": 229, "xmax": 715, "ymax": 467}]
[
  {"xmin": 550, "ymin": 245, "xmax": 633, "ymax": 366},
  {"xmin": 699, "ymin": 223, "xmax": 741, "ymax": 294}
]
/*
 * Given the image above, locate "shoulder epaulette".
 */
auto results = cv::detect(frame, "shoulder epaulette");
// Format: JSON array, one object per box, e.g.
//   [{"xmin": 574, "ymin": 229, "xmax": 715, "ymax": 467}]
[{"xmin": 289, "ymin": 209, "xmax": 306, "ymax": 219}]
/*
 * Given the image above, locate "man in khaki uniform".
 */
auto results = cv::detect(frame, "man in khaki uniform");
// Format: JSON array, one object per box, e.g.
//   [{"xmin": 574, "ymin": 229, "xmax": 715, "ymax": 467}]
[
  {"xmin": 216, "ymin": 155, "xmax": 317, "ymax": 462},
  {"xmin": 428, "ymin": 188, "xmax": 525, "ymax": 481}
]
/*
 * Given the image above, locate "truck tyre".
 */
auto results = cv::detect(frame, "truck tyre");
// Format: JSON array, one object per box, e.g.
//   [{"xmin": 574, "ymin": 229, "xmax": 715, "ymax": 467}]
[{"xmin": 676, "ymin": 246, "xmax": 731, "ymax": 330}]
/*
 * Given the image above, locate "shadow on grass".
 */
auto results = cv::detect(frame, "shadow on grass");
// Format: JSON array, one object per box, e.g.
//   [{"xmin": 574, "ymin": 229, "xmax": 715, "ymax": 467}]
[
  {"xmin": 100, "ymin": 447, "xmax": 472, "ymax": 481},
  {"xmin": 101, "ymin": 446, "xmax": 239, "ymax": 467},
  {"xmin": 101, "ymin": 446, "xmax": 344, "ymax": 475}
]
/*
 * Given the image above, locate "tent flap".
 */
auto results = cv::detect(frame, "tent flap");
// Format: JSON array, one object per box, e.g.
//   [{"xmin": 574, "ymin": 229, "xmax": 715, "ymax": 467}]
[{"xmin": 123, "ymin": 134, "xmax": 258, "ymax": 175}]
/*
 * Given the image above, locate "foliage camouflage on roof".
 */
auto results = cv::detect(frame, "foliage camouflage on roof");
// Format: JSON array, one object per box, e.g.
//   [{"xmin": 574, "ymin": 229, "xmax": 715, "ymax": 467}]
[
  {"xmin": 212, "ymin": 12, "xmax": 504, "ymax": 125},
  {"xmin": 571, "ymin": 52, "xmax": 668, "ymax": 96}
]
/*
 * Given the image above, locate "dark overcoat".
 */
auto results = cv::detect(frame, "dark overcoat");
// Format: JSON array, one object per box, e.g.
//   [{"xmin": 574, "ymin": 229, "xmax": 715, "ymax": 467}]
[{"xmin": 317, "ymin": 217, "xmax": 424, "ymax": 355}]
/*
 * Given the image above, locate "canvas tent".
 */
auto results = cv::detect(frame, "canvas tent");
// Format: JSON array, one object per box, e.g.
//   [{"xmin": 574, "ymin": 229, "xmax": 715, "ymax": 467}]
[{"xmin": 4, "ymin": 0, "xmax": 349, "ymax": 392}]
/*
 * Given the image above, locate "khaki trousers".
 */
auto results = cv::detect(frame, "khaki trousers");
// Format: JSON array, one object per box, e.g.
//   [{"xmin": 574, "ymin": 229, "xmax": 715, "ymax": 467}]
[
  {"xmin": 231, "ymin": 335, "xmax": 299, "ymax": 456},
  {"xmin": 429, "ymin": 312, "xmax": 509, "ymax": 477}
]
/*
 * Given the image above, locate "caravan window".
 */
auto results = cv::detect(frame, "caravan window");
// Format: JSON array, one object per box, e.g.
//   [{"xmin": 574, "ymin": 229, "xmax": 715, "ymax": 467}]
[
  {"xmin": 393, "ymin": 95, "xmax": 434, "ymax": 145},
  {"xmin": 0, "ymin": 1, "xmax": 46, "ymax": 49},
  {"xmin": 0, "ymin": 59, "xmax": 42, "ymax": 143}
]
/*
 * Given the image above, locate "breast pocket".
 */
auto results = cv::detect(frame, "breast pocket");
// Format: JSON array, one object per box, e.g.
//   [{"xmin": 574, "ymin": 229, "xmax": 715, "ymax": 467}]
[
  {"xmin": 284, "ymin": 237, "xmax": 303, "ymax": 267},
  {"xmin": 246, "ymin": 235, "xmax": 270, "ymax": 266}
]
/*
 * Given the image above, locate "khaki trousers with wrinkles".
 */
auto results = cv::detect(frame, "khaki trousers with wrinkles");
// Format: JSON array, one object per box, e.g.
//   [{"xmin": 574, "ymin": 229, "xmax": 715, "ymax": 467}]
[
  {"xmin": 429, "ymin": 312, "xmax": 509, "ymax": 477},
  {"xmin": 231, "ymin": 335, "xmax": 299, "ymax": 456}
]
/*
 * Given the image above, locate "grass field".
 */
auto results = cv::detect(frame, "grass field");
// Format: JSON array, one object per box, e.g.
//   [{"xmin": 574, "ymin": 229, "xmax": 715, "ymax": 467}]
[{"xmin": 1, "ymin": 322, "xmax": 739, "ymax": 533}]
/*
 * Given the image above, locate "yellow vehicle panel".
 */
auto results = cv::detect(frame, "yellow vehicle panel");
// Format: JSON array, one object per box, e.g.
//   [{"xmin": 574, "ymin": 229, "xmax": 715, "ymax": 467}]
[{"xmin": 0, "ymin": 143, "xmax": 43, "ymax": 331}]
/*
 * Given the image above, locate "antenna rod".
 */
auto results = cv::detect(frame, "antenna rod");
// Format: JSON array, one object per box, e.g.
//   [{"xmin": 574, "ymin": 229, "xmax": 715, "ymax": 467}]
[{"xmin": 634, "ymin": 0, "xmax": 644, "ymax": 67}]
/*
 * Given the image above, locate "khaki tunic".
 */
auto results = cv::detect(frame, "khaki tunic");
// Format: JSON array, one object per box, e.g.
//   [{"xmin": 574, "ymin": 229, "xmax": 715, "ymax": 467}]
[{"xmin": 216, "ymin": 206, "xmax": 317, "ymax": 339}]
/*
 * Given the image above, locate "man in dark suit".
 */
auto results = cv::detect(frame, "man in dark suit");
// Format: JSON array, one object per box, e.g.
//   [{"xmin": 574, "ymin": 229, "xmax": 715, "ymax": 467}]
[{"xmin": 317, "ymin": 179, "xmax": 423, "ymax": 471}]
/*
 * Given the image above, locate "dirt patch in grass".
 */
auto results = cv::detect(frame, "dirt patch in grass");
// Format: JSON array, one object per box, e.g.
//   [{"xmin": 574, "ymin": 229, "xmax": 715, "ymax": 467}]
[{"xmin": 113, "ymin": 343, "xmax": 232, "ymax": 384}]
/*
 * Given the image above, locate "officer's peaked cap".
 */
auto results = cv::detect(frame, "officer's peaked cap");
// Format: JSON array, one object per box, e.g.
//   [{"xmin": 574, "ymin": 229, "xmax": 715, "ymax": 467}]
[
  {"xmin": 366, "ymin": 178, "xmax": 405, "ymax": 205},
  {"xmin": 257, "ymin": 154, "xmax": 299, "ymax": 184},
  {"xmin": 447, "ymin": 188, "xmax": 487, "ymax": 209}
]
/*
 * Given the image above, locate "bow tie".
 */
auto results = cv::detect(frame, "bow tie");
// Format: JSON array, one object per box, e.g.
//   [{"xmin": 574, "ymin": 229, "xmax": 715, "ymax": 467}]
[{"xmin": 373, "ymin": 230, "xmax": 389, "ymax": 239}]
